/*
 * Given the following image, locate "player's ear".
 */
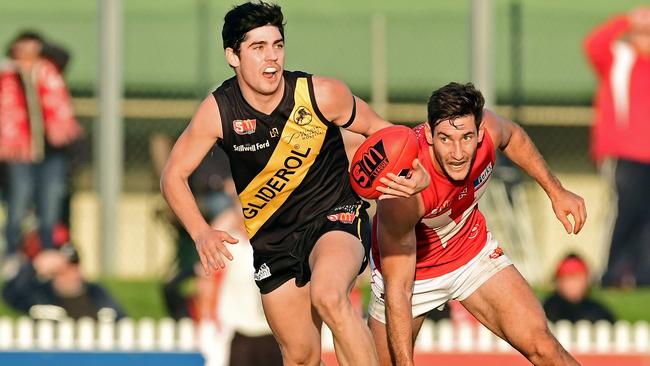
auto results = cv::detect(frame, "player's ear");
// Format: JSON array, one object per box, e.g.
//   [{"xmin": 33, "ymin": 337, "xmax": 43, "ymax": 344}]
[
  {"xmin": 225, "ymin": 47, "xmax": 240, "ymax": 68},
  {"xmin": 477, "ymin": 119, "xmax": 485, "ymax": 143},
  {"xmin": 424, "ymin": 122, "xmax": 434, "ymax": 145}
]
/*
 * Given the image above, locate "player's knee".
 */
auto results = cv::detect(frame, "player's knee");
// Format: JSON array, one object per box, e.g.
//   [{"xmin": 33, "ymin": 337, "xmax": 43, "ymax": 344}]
[
  {"xmin": 521, "ymin": 328, "xmax": 566, "ymax": 363},
  {"xmin": 279, "ymin": 341, "xmax": 320, "ymax": 366},
  {"xmin": 311, "ymin": 285, "xmax": 348, "ymax": 323}
]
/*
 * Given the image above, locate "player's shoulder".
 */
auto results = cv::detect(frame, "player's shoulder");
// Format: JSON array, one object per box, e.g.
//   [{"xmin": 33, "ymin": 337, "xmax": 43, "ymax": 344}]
[
  {"xmin": 311, "ymin": 75, "xmax": 353, "ymax": 123},
  {"xmin": 190, "ymin": 94, "xmax": 223, "ymax": 138},
  {"xmin": 312, "ymin": 75, "xmax": 351, "ymax": 100}
]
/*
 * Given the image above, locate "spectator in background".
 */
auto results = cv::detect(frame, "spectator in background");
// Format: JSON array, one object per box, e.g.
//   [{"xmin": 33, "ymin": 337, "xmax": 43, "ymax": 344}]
[
  {"xmin": 584, "ymin": 7, "xmax": 650, "ymax": 287},
  {"xmin": 215, "ymin": 206, "xmax": 282, "ymax": 366},
  {"xmin": 1, "ymin": 244, "xmax": 126, "ymax": 321},
  {"xmin": 150, "ymin": 133, "xmax": 235, "ymax": 320},
  {"xmin": 543, "ymin": 254, "xmax": 615, "ymax": 323},
  {"xmin": 0, "ymin": 31, "xmax": 82, "ymax": 264}
]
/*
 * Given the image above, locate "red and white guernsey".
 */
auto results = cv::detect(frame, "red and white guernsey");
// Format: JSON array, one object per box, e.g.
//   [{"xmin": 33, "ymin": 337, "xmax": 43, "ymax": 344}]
[{"xmin": 371, "ymin": 123, "xmax": 496, "ymax": 280}]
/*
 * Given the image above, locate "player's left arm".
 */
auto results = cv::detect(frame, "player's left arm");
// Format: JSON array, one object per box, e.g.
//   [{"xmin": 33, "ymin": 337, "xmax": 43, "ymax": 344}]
[
  {"xmin": 483, "ymin": 109, "xmax": 586, "ymax": 234},
  {"xmin": 376, "ymin": 195, "xmax": 422, "ymax": 365},
  {"xmin": 312, "ymin": 75, "xmax": 430, "ymax": 198}
]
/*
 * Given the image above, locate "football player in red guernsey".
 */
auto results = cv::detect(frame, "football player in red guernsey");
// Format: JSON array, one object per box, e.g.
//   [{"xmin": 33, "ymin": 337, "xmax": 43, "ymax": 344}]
[{"xmin": 368, "ymin": 82, "xmax": 586, "ymax": 366}]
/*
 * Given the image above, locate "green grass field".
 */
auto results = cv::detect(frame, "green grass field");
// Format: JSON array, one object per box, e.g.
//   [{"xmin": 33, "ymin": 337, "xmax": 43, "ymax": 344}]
[
  {"xmin": 1, "ymin": 0, "xmax": 647, "ymax": 101},
  {"xmin": 2, "ymin": 278, "xmax": 649, "ymax": 322}
]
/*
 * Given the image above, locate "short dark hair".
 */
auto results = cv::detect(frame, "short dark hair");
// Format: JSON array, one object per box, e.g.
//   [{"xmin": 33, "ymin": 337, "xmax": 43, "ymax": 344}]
[
  {"xmin": 222, "ymin": 1, "xmax": 284, "ymax": 53},
  {"xmin": 427, "ymin": 82, "xmax": 485, "ymax": 130}
]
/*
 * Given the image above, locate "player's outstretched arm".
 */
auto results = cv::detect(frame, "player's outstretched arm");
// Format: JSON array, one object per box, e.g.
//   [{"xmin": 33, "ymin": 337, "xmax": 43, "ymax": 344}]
[
  {"xmin": 311, "ymin": 76, "xmax": 430, "ymax": 197},
  {"xmin": 160, "ymin": 96, "xmax": 238, "ymax": 275},
  {"xmin": 483, "ymin": 109, "xmax": 586, "ymax": 234},
  {"xmin": 376, "ymin": 195, "xmax": 423, "ymax": 366}
]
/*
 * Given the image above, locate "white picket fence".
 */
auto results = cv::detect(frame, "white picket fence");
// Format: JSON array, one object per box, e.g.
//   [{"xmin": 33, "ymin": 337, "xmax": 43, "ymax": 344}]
[{"xmin": 0, "ymin": 316, "xmax": 649, "ymax": 357}]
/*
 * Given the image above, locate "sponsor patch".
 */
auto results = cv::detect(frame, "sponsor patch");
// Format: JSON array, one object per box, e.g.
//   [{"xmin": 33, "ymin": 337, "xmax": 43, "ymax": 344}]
[
  {"xmin": 489, "ymin": 246, "xmax": 504, "ymax": 259},
  {"xmin": 473, "ymin": 162, "xmax": 493, "ymax": 189},
  {"xmin": 326, "ymin": 212, "xmax": 356, "ymax": 224},
  {"xmin": 233, "ymin": 140, "xmax": 270, "ymax": 152},
  {"xmin": 233, "ymin": 119, "xmax": 256, "ymax": 135},
  {"xmin": 254, "ymin": 263, "xmax": 272, "ymax": 281},
  {"xmin": 351, "ymin": 139, "xmax": 388, "ymax": 188}
]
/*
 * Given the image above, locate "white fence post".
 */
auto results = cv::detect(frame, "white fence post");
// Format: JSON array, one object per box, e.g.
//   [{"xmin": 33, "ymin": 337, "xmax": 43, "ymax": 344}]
[
  {"xmin": 16, "ymin": 317, "xmax": 34, "ymax": 350},
  {"xmin": 177, "ymin": 317, "xmax": 195, "ymax": 351},
  {"xmin": 137, "ymin": 317, "xmax": 156, "ymax": 350},
  {"xmin": 633, "ymin": 321, "xmax": 650, "ymax": 353},
  {"xmin": 36, "ymin": 319, "xmax": 55, "ymax": 349},
  {"xmin": 117, "ymin": 317, "xmax": 136, "ymax": 350},
  {"xmin": 77, "ymin": 317, "xmax": 96, "ymax": 350},
  {"xmin": 555, "ymin": 320, "xmax": 573, "ymax": 351},
  {"xmin": 476, "ymin": 324, "xmax": 495, "ymax": 352},
  {"xmin": 158, "ymin": 317, "xmax": 176, "ymax": 351},
  {"xmin": 614, "ymin": 321, "xmax": 632, "ymax": 353},
  {"xmin": 57, "ymin": 318, "xmax": 75, "ymax": 350},
  {"xmin": 321, "ymin": 324, "xmax": 335, "ymax": 352},
  {"xmin": 457, "ymin": 322, "xmax": 475, "ymax": 352},
  {"xmin": 437, "ymin": 320, "xmax": 454, "ymax": 352},
  {"xmin": 0, "ymin": 316, "xmax": 14, "ymax": 349},
  {"xmin": 594, "ymin": 320, "xmax": 612, "ymax": 353},
  {"xmin": 414, "ymin": 319, "xmax": 435, "ymax": 351},
  {"xmin": 575, "ymin": 320, "xmax": 592, "ymax": 353},
  {"xmin": 98, "ymin": 318, "xmax": 116, "ymax": 350}
]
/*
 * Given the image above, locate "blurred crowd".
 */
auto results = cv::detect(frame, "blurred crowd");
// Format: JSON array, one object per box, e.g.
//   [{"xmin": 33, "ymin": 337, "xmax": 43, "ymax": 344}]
[{"xmin": 1, "ymin": 4, "xmax": 650, "ymax": 364}]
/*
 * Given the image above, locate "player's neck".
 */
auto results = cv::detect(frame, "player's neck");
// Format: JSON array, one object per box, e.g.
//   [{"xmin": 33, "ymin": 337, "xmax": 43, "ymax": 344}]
[{"xmin": 238, "ymin": 76, "xmax": 285, "ymax": 115}]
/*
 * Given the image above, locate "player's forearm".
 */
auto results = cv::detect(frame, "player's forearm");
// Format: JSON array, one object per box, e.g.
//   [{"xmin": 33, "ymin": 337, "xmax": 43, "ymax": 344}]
[
  {"xmin": 385, "ymin": 287, "xmax": 415, "ymax": 366},
  {"xmin": 501, "ymin": 124, "xmax": 564, "ymax": 198},
  {"xmin": 160, "ymin": 168, "xmax": 212, "ymax": 239}
]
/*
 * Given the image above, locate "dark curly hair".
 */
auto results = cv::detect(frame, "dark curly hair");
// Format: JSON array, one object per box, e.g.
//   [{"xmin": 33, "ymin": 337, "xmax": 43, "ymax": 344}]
[
  {"xmin": 427, "ymin": 82, "xmax": 485, "ymax": 130},
  {"xmin": 222, "ymin": 1, "xmax": 284, "ymax": 53}
]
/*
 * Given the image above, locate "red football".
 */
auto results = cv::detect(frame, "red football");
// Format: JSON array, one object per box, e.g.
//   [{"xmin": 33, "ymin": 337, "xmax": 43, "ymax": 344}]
[{"xmin": 349, "ymin": 125, "xmax": 419, "ymax": 199}]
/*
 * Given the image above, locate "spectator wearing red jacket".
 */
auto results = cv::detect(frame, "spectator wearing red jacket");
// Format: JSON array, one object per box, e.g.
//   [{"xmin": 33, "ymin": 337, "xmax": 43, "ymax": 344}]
[
  {"xmin": 0, "ymin": 31, "xmax": 82, "ymax": 262},
  {"xmin": 584, "ymin": 8, "xmax": 650, "ymax": 287}
]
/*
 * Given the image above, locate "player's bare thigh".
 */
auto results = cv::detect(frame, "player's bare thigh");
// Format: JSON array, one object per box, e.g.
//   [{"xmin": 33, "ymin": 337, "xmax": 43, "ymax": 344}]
[
  {"xmin": 261, "ymin": 280, "xmax": 323, "ymax": 366},
  {"xmin": 309, "ymin": 230, "xmax": 366, "ymax": 292},
  {"xmin": 460, "ymin": 265, "xmax": 550, "ymax": 347}
]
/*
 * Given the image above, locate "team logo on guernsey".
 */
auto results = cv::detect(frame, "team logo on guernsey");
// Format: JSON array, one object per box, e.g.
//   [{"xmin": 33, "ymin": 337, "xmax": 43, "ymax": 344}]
[
  {"xmin": 327, "ymin": 212, "xmax": 356, "ymax": 224},
  {"xmin": 233, "ymin": 119, "xmax": 256, "ymax": 135},
  {"xmin": 294, "ymin": 106, "xmax": 312, "ymax": 126},
  {"xmin": 351, "ymin": 140, "xmax": 388, "ymax": 188},
  {"xmin": 473, "ymin": 162, "xmax": 493, "ymax": 189}
]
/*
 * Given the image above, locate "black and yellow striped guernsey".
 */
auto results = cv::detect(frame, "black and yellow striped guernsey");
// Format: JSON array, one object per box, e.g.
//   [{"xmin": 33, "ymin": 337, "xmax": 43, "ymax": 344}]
[{"xmin": 213, "ymin": 70, "xmax": 358, "ymax": 254}]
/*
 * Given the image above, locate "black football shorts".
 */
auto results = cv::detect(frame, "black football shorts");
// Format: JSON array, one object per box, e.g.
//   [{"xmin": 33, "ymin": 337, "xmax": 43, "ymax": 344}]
[{"xmin": 252, "ymin": 199, "xmax": 371, "ymax": 294}]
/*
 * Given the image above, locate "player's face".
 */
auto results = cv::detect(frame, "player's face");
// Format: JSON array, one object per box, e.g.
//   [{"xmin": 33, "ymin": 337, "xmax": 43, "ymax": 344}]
[
  {"xmin": 427, "ymin": 115, "xmax": 483, "ymax": 182},
  {"xmin": 227, "ymin": 25, "xmax": 285, "ymax": 96}
]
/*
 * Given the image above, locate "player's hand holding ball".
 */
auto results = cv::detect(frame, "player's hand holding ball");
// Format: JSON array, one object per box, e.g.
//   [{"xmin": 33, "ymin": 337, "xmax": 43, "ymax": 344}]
[{"xmin": 350, "ymin": 125, "xmax": 428, "ymax": 200}]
